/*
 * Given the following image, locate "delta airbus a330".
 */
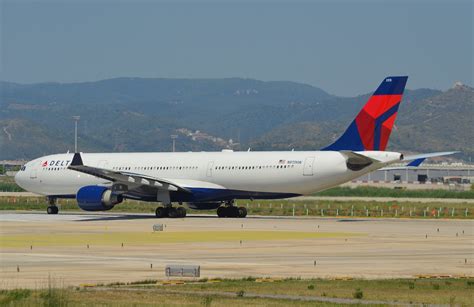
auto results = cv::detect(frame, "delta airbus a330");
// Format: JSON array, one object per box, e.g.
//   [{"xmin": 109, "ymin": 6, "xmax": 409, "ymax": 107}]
[{"xmin": 15, "ymin": 76, "xmax": 455, "ymax": 218}]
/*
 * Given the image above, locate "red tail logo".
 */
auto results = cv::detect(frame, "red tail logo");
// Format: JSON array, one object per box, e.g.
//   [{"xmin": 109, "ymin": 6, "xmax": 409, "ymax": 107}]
[{"xmin": 323, "ymin": 76, "xmax": 408, "ymax": 151}]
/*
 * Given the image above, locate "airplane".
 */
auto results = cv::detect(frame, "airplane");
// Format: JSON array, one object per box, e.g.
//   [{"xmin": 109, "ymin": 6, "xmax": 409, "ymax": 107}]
[{"xmin": 14, "ymin": 76, "xmax": 457, "ymax": 218}]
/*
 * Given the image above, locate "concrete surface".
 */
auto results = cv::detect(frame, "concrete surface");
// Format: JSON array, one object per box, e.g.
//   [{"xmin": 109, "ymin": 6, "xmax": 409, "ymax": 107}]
[{"xmin": 0, "ymin": 212, "xmax": 472, "ymax": 289}]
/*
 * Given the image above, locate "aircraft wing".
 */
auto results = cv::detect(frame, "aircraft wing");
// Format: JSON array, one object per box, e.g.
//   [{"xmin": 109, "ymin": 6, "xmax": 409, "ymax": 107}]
[{"xmin": 67, "ymin": 153, "xmax": 191, "ymax": 194}]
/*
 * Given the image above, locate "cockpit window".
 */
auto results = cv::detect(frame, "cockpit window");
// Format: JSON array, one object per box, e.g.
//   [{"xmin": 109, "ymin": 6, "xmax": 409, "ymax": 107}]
[{"xmin": 20, "ymin": 166, "xmax": 27, "ymax": 171}]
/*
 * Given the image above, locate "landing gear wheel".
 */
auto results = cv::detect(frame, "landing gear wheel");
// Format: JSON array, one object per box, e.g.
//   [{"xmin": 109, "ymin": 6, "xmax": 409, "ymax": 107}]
[
  {"xmin": 228, "ymin": 206, "xmax": 239, "ymax": 217},
  {"xmin": 155, "ymin": 207, "xmax": 167, "ymax": 218},
  {"xmin": 176, "ymin": 207, "xmax": 187, "ymax": 218},
  {"xmin": 217, "ymin": 206, "xmax": 241, "ymax": 218},
  {"xmin": 238, "ymin": 207, "xmax": 247, "ymax": 218},
  {"xmin": 47, "ymin": 206, "xmax": 58, "ymax": 215},
  {"xmin": 217, "ymin": 206, "xmax": 226, "ymax": 218},
  {"xmin": 168, "ymin": 207, "xmax": 178, "ymax": 218}
]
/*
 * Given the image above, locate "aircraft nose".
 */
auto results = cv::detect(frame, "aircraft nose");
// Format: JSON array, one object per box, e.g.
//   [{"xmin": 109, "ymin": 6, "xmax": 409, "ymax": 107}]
[{"xmin": 14, "ymin": 166, "xmax": 26, "ymax": 189}]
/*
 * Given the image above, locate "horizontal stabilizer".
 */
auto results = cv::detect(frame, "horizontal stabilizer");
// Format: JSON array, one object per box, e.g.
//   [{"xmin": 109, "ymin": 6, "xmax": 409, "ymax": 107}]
[
  {"xmin": 381, "ymin": 151, "xmax": 459, "ymax": 170},
  {"xmin": 402, "ymin": 151, "xmax": 459, "ymax": 162},
  {"xmin": 406, "ymin": 158, "xmax": 426, "ymax": 167}
]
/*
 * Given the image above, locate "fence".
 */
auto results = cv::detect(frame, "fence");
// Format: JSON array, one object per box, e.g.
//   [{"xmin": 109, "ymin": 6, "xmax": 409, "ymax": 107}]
[
  {"xmin": 0, "ymin": 196, "xmax": 471, "ymax": 218},
  {"xmin": 240, "ymin": 202, "xmax": 471, "ymax": 218}
]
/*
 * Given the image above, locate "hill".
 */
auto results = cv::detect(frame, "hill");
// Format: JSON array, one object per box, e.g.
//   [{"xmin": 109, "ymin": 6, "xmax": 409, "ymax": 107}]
[{"xmin": 0, "ymin": 78, "xmax": 471, "ymax": 160}]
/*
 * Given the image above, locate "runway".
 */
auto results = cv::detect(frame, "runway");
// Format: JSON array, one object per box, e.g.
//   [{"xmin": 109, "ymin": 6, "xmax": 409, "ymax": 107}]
[{"xmin": 1, "ymin": 212, "xmax": 472, "ymax": 289}]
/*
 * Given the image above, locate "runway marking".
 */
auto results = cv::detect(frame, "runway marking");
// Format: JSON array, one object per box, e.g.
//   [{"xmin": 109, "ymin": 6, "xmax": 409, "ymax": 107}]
[
  {"xmin": 0, "ymin": 252, "xmax": 277, "ymax": 267},
  {"xmin": 0, "ymin": 231, "xmax": 360, "ymax": 248}
]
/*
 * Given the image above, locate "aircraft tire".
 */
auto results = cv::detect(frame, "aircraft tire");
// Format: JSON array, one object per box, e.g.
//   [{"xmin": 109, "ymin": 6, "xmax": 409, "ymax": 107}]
[
  {"xmin": 238, "ymin": 207, "xmax": 247, "ymax": 218},
  {"xmin": 47, "ymin": 206, "xmax": 58, "ymax": 215},
  {"xmin": 217, "ymin": 206, "xmax": 226, "ymax": 218},
  {"xmin": 228, "ymin": 206, "xmax": 239, "ymax": 218},
  {"xmin": 155, "ymin": 207, "xmax": 167, "ymax": 218},
  {"xmin": 168, "ymin": 207, "xmax": 178, "ymax": 218},
  {"xmin": 177, "ymin": 206, "xmax": 187, "ymax": 218}
]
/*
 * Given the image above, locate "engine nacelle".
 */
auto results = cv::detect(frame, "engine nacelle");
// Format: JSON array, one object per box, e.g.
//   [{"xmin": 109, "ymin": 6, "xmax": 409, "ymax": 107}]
[
  {"xmin": 187, "ymin": 202, "xmax": 222, "ymax": 210},
  {"xmin": 76, "ymin": 185, "xmax": 123, "ymax": 211}
]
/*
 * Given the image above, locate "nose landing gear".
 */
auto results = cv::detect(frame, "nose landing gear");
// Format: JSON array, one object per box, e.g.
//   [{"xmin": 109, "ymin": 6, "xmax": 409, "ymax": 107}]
[{"xmin": 46, "ymin": 197, "xmax": 59, "ymax": 214}]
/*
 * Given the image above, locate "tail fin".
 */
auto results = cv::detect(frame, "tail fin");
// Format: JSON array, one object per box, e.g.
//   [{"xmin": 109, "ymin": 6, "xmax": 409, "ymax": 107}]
[{"xmin": 323, "ymin": 76, "xmax": 408, "ymax": 151}]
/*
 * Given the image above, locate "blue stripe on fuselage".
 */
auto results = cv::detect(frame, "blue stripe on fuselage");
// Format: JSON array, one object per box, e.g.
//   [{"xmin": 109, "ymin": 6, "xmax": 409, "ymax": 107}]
[{"xmin": 178, "ymin": 188, "xmax": 300, "ymax": 202}]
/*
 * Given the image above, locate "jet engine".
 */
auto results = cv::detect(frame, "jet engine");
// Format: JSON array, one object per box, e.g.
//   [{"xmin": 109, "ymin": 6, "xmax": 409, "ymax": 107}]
[{"xmin": 76, "ymin": 185, "xmax": 123, "ymax": 211}]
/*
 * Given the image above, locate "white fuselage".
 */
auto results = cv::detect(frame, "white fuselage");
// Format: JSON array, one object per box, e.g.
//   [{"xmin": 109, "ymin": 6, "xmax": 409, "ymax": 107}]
[{"xmin": 15, "ymin": 150, "xmax": 402, "ymax": 200}]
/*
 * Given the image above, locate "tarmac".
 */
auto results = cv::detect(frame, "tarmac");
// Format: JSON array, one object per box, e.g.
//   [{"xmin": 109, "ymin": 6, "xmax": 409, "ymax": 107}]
[{"xmin": 1, "ymin": 211, "xmax": 473, "ymax": 289}]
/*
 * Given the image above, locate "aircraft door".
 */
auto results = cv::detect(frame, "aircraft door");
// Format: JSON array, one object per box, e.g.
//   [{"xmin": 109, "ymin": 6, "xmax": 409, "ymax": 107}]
[
  {"xmin": 303, "ymin": 157, "xmax": 315, "ymax": 176},
  {"xmin": 206, "ymin": 161, "xmax": 214, "ymax": 177},
  {"xmin": 29, "ymin": 170, "xmax": 37, "ymax": 179}
]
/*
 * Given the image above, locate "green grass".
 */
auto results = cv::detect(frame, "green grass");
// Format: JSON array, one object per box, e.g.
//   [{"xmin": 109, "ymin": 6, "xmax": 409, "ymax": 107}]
[
  {"xmin": 0, "ymin": 289, "xmax": 31, "ymax": 305},
  {"xmin": 238, "ymin": 199, "xmax": 472, "ymax": 218},
  {"xmin": 0, "ymin": 288, "xmax": 338, "ymax": 306},
  {"xmin": 158, "ymin": 277, "xmax": 474, "ymax": 305},
  {"xmin": 2, "ymin": 277, "xmax": 472, "ymax": 306},
  {"xmin": 316, "ymin": 186, "xmax": 474, "ymax": 199},
  {"xmin": 0, "ymin": 196, "xmax": 472, "ymax": 219},
  {"xmin": 0, "ymin": 175, "xmax": 24, "ymax": 192},
  {"xmin": 0, "ymin": 182, "xmax": 24, "ymax": 192}
]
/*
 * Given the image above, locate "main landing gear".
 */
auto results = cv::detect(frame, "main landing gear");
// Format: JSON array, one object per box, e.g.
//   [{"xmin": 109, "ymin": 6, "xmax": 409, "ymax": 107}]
[
  {"xmin": 46, "ymin": 197, "xmax": 59, "ymax": 215},
  {"xmin": 155, "ymin": 206, "xmax": 187, "ymax": 218},
  {"xmin": 217, "ymin": 201, "xmax": 247, "ymax": 218}
]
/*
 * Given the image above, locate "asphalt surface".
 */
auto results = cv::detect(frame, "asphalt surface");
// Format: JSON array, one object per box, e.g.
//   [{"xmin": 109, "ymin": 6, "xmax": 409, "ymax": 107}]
[{"xmin": 1, "ymin": 212, "xmax": 472, "ymax": 289}]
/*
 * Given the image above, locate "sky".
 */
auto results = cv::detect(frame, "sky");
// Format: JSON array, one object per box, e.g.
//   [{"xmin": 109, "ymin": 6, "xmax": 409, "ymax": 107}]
[{"xmin": 0, "ymin": 0, "xmax": 472, "ymax": 96}]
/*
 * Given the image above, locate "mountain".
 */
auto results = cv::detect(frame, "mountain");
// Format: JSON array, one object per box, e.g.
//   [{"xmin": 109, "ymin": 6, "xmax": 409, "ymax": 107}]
[
  {"xmin": 392, "ymin": 83, "xmax": 474, "ymax": 158},
  {"xmin": 252, "ymin": 84, "xmax": 473, "ymax": 160},
  {"xmin": 0, "ymin": 78, "xmax": 471, "ymax": 160}
]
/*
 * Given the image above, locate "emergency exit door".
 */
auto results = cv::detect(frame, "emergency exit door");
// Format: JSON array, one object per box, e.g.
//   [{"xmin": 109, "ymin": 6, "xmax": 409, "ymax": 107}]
[{"xmin": 206, "ymin": 161, "xmax": 214, "ymax": 177}]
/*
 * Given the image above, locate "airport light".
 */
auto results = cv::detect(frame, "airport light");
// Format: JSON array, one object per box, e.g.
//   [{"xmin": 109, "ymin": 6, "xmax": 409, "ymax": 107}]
[
  {"xmin": 73, "ymin": 116, "xmax": 80, "ymax": 153},
  {"xmin": 171, "ymin": 135, "xmax": 178, "ymax": 152}
]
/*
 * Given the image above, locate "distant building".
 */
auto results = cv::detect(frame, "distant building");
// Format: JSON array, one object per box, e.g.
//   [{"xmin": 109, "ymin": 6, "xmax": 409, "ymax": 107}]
[
  {"xmin": 354, "ymin": 163, "xmax": 473, "ymax": 188},
  {"xmin": 0, "ymin": 160, "xmax": 26, "ymax": 176}
]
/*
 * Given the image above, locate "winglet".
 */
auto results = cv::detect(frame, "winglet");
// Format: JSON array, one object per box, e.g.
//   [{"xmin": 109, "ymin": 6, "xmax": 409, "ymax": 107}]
[{"xmin": 70, "ymin": 152, "xmax": 84, "ymax": 166}]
